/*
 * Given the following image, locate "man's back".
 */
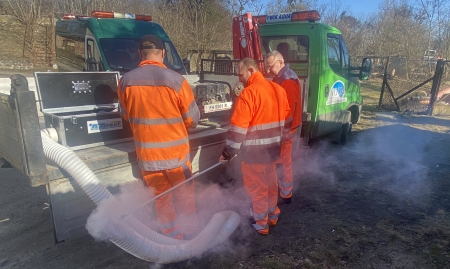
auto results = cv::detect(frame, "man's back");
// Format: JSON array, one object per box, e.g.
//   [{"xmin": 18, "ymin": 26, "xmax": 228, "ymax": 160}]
[
  {"xmin": 241, "ymin": 76, "xmax": 288, "ymax": 126},
  {"xmin": 118, "ymin": 60, "xmax": 199, "ymax": 171},
  {"xmin": 231, "ymin": 71, "xmax": 291, "ymax": 163}
]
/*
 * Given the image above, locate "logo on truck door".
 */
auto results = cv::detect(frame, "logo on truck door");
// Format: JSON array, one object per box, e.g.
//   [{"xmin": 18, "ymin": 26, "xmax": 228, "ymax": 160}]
[{"xmin": 326, "ymin": 80, "xmax": 347, "ymax": 105}]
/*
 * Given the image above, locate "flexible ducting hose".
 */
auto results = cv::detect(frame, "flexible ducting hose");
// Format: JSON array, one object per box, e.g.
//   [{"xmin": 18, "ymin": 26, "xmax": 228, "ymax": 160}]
[{"xmin": 40, "ymin": 129, "xmax": 241, "ymax": 263}]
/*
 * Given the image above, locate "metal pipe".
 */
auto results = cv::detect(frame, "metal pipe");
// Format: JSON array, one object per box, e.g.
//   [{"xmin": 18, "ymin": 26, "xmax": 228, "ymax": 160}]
[{"xmin": 126, "ymin": 161, "xmax": 225, "ymax": 217}]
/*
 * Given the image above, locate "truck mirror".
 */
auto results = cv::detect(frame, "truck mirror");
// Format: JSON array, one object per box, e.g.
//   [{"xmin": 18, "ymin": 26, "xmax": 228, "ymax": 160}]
[
  {"xmin": 86, "ymin": 57, "xmax": 99, "ymax": 71},
  {"xmin": 359, "ymin": 58, "xmax": 372, "ymax": 80}
]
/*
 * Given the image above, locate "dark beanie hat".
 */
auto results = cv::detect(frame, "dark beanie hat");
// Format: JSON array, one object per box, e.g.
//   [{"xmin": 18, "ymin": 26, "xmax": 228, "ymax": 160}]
[{"xmin": 140, "ymin": 35, "xmax": 164, "ymax": 50}]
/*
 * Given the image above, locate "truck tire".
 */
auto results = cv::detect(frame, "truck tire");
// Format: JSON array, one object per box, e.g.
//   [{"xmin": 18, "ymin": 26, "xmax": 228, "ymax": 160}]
[{"xmin": 339, "ymin": 121, "xmax": 352, "ymax": 145}]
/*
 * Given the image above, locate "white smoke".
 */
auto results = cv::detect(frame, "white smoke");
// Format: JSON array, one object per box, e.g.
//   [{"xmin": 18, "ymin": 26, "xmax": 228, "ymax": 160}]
[
  {"xmin": 85, "ymin": 172, "xmax": 255, "ymax": 257},
  {"xmin": 86, "ymin": 180, "xmax": 157, "ymax": 241},
  {"xmin": 290, "ymin": 114, "xmax": 433, "ymax": 203}
]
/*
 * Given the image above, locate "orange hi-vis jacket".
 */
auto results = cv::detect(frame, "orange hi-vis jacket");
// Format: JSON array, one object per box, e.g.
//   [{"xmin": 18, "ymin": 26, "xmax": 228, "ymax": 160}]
[
  {"xmin": 273, "ymin": 64, "xmax": 302, "ymax": 132},
  {"xmin": 118, "ymin": 60, "xmax": 200, "ymax": 171},
  {"xmin": 224, "ymin": 71, "xmax": 292, "ymax": 163}
]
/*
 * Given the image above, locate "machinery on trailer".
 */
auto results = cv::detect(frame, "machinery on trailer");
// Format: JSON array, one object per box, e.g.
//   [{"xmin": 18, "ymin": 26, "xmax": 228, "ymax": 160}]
[{"xmin": 0, "ymin": 72, "xmax": 230, "ymax": 244}]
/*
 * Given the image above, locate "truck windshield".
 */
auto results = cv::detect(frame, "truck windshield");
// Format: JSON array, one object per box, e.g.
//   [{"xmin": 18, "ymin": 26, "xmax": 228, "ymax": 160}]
[{"xmin": 99, "ymin": 38, "xmax": 186, "ymax": 74}]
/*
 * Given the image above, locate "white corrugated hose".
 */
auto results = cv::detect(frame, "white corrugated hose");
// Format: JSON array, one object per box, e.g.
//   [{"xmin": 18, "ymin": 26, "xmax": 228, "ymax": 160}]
[{"xmin": 40, "ymin": 129, "xmax": 240, "ymax": 263}]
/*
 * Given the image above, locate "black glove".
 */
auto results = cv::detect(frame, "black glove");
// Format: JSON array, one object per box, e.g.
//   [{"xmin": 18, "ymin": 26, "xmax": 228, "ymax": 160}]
[{"xmin": 221, "ymin": 149, "xmax": 233, "ymax": 160}]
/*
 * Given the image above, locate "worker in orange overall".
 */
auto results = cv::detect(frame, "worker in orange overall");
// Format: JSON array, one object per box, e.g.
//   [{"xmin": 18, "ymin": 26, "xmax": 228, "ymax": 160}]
[
  {"xmin": 117, "ymin": 35, "xmax": 200, "ymax": 239},
  {"xmin": 220, "ymin": 58, "xmax": 292, "ymax": 235},
  {"xmin": 264, "ymin": 50, "xmax": 302, "ymax": 205}
]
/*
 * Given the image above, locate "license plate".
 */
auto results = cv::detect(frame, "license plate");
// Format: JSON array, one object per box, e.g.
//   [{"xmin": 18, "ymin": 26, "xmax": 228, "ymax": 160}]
[{"xmin": 202, "ymin": 102, "xmax": 232, "ymax": 113}]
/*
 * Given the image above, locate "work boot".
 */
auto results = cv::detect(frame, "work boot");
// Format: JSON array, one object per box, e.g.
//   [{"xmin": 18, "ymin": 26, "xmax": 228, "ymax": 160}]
[
  {"xmin": 277, "ymin": 196, "xmax": 292, "ymax": 205},
  {"xmin": 250, "ymin": 219, "xmax": 269, "ymax": 236},
  {"xmin": 268, "ymin": 220, "xmax": 277, "ymax": 227},
  {"xmin": 283, "ymin": 197, "xmax": 292, "ymax": 204}
]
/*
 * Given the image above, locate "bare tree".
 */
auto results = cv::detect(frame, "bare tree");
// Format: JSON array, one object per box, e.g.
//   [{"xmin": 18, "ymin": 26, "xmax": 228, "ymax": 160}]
[
  {"xmin": 266, "ymin": 0, "xmax": 309, "ymax": 13},
  {"xmin": 152, "ymin": 0, "xmax": 232, "ymax": 70},
  {"xmin": 437, "ymin": 5, "xmax": 450, "ymax": 59},
  {"xmin": 3, "ymin": 0, "xmax": 53, "ymax": 63},
  {"xmin": 247, "ymin": 0, "xmax": 267, "ymax": 15},
  {"xmin": 379, "ymin": 0, "xmax": 427, "ymax": 59},
  {"xmin": 53, "ymin": 0, "xmax": 87, "ymax": 15},
  {"xmin": 311, "ymin": 0, "xmax": 349, "ymax": 26},
  {"xmin": 52, "ymin": 0, "xmax": 151, "ymax": 17},
  {"xmin": 414, "ymin": 0, "xmax": 449, "ymax": 54}
]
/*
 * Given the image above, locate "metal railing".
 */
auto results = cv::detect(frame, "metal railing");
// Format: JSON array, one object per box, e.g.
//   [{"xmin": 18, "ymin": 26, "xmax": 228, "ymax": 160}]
[{"xmin": 200, "ymin": 59, "xmax": 309, "ymax": 79}]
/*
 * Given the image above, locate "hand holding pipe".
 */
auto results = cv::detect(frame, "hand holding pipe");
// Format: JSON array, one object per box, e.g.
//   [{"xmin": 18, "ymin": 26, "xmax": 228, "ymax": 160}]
[{"xmin": 124, "ymin": 161, "xmax": 227, "ymax": 217}]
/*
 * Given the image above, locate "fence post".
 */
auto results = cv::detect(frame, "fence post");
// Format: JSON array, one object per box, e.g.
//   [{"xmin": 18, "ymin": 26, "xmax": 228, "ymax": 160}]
[
  {"xmin": 378, "ymin": 56, "xmax": 390, "ymax": 108},
  {"xmin": 428, "ymin": 60, "xmax": 445, "ymax": 116},
  {"xmin": 199, "ymin": 59, "xmax": 204, "ymax": 81}
]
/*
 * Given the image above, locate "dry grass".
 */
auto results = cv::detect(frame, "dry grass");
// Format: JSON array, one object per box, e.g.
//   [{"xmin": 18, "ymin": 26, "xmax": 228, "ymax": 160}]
[
  {"xmin": 433, "ymin": 104, "xmax": 450, "ymax": 116},
  {"xmin": 360, "ymin": 78, "xmax": 383, "ymax": 105}
]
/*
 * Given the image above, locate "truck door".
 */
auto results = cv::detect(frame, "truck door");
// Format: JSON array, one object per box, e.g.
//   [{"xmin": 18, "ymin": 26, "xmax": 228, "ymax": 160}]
[
  {"xmin": 85, "ymin": 36, "xmax": 102, "ymax": 71},
  {"xmin": 322, "ymin": 33, "xmax": 359, "ymax": 133}
]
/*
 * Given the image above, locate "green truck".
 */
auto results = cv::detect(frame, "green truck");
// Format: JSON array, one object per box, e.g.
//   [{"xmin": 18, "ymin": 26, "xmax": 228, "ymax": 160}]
[
  {"xmin": 230, "ymin": 10, "xmax": 372, "ymax": 144},
  {"xmin": 55, "ymin": 11, "xmax": 234, "ymax": 115}
]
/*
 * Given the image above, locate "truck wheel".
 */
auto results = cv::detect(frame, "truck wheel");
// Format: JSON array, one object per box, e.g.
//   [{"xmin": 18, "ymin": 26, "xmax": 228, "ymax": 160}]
[{"xmin": 339, "ymin": 121, "xmax": 352, "ymax": 145}]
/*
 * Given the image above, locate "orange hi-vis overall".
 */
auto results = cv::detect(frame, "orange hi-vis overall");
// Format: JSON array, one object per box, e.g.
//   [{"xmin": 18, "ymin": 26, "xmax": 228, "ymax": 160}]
[
  {"xmin": 223, "ymin": 71, "xmax": 292, "ymax": 235},
  {"xmin": 118, "ymin": 60, "xmax": 200, "ymax": 239},
  {"xmin": 273, "ymin": 64, "xmax": 302, "ymax": 199}
]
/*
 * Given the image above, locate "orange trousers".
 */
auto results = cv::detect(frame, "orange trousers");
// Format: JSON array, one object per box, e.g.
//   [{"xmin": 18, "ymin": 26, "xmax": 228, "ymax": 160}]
[
  {"xmin": 242, "ymin": 161, "xmax": 280, "ymax": 235},
  {"xmin": 277, "ymin": 137, "xmax": 294, "ymax": 199},
  {"xmin": 142, "ymin": 160, "xmax": 197, "ymax": 239}
]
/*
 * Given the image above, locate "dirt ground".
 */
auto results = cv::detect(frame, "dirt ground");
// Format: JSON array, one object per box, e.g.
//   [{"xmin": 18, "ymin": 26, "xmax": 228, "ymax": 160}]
[{"xmin": 1, "ymin": 109, "xmax": 450, "ymax": 269}]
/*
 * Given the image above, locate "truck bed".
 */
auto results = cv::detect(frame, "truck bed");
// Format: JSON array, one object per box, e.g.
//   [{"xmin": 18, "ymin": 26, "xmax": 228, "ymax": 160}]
[
  {"xmin": 0, "ymin": 74, "xmax": 231, "ymax": 243},
  {"xmin": 47, "ymin": 123, "xmax": 228, "ymax": 242}
]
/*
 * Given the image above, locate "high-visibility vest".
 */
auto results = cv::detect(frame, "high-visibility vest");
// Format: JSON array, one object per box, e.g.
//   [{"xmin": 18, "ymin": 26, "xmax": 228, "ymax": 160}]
[
  {"xmin": 118, "ymin": 60, "xmax": 200, "ymax": 171},
  {"xmin": 274, "ymin": 64, "xmax": 302, "ymax": 131},
  {"xmin": 225, "ymin": 71, "xmax": 292, "ymax": 163}
]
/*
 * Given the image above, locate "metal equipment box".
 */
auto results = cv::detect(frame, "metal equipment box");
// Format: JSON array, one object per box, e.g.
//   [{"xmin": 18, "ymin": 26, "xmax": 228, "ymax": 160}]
[{"xmin": 35, "ymin": 72, "xmax": 133, "ymax": 150}]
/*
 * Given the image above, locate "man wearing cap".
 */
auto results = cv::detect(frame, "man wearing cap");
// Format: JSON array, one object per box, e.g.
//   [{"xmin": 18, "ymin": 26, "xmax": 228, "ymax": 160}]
[{"xmin": 117, "ymin": 35, "xmax": 200, "ymax": 239}]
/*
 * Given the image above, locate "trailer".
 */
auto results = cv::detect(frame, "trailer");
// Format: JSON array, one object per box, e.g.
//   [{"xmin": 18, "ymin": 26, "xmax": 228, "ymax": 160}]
[{"xmin": 0, "ymin": 72, "xmax": 231, "ymax": 243}]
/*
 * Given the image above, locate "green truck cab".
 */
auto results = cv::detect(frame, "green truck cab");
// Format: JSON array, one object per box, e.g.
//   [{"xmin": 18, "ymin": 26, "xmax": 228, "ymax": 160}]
[
  {"xmin": 55, "ymin": 12, "xmax": 234, "ymax": 116},
  {"xmin": 234, "ymin": 11, "xmax": 371, "ymax": 144},
  {"xmin": 55, "ymin": 12, "xmax": 186, "ymax": 75}
]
